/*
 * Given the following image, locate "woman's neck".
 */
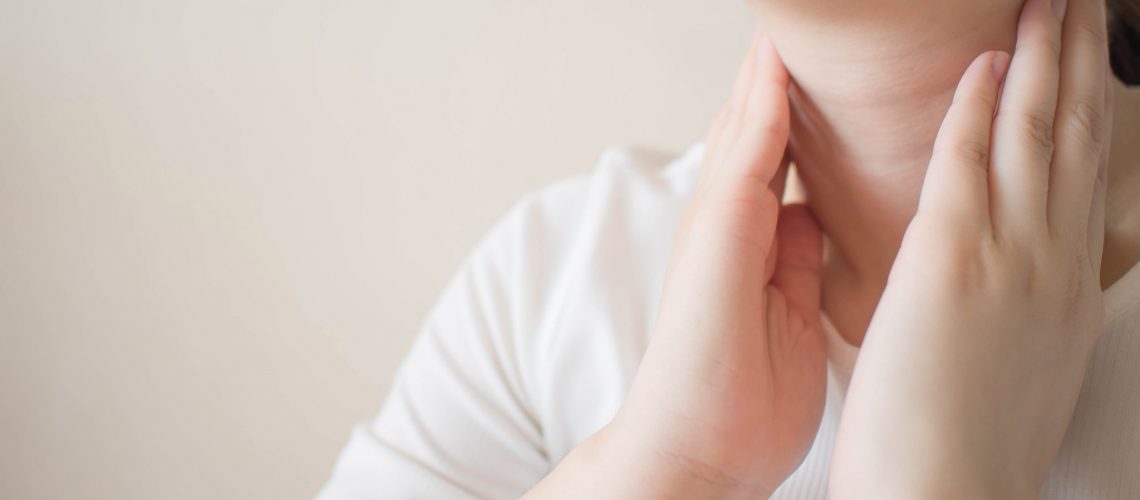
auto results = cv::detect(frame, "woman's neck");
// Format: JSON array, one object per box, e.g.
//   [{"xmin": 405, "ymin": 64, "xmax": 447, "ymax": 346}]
[{"xmin": 752, "ymin": 1, "xmax": 1140, "ymax": 345}]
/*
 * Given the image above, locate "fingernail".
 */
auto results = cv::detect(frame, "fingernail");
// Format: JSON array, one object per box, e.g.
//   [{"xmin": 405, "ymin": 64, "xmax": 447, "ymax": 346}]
[
  {"xmin": 1052, "ymin": 0, "xmax": 1067, "ymax": 21},
  {"xmin": 991, "ymin": 51, "xmax": 1011, "ymax": 82}
]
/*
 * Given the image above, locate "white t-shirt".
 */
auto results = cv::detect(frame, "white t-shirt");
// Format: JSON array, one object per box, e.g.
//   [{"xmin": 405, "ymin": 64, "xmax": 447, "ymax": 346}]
[{"xmin": 317, "ymin": 144, "xmax": 1140, "ymax": 499}]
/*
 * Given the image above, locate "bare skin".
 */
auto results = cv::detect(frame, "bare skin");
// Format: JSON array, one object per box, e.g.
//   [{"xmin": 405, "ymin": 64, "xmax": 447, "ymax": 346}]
[
  {"xmin": 524, "ymin": 0, "xmax": 1140, "ymax": 497},
  {"xmin": 524, "ymin": 38, "xmax": 826, "ymax": 499},
  {"xmin": 753, "ymin": 0, "xmax": 1140, "ymax": 346},
  {"xmin": 832, "ymin": 0, "xmax": 1120, "ymax": 497}
]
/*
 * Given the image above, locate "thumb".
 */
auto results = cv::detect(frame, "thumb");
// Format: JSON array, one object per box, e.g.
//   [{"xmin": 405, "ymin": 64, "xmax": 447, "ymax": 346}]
[{"xmin": 771, "ymin": 203, "xmax": 823, "ymax": 319}]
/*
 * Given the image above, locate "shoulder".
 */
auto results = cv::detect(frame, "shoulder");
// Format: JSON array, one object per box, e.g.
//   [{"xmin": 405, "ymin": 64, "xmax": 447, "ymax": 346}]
[
  {"xmin": 467, "ymin": 143, "xmax": 703, "ymax": 307},
  {"xmin": 319, "ymin": 146, "xmax": 706, "ymax": 499},
  {"xmin": 472, "ymin": 143, "xmax": 703, "ymax": 458},
  {"xmin": 426, "ymin": 143, "xmax": 704, "ymax": 378},
  {"xmin": 488, "ymin": 144, "xmax": 702, "ymax": 245}
]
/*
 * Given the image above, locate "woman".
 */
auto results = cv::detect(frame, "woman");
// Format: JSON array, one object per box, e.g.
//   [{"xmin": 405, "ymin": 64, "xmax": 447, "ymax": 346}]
[{"xmin": 319, "ymin": 0, "xmax": 1140, "ymax": 497}]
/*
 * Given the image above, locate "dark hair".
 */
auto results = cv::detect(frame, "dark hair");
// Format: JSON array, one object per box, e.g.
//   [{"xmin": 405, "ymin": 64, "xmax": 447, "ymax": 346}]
[{"xmin": 1109, "ymin": 0, "xmax": 1140, "ymax": 84}]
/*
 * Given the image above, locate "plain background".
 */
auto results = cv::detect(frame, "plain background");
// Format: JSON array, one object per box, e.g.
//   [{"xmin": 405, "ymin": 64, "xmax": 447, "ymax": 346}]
[{"xmin": 1, "ymin": 1, "xmax": 753, "ymax": 498}]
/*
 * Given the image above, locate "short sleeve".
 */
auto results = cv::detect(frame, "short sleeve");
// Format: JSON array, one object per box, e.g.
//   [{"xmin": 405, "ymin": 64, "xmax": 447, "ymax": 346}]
[
  {"xmin": 315, "ymin": 192, "xmax": 571, "ymax": 500},
  {"xmin": 315, "ymin": 145, "xmax": 698, "ymax": 499}
]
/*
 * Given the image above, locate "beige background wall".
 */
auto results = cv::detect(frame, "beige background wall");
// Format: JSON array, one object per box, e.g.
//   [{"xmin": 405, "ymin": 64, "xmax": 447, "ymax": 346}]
[{"xmin": 0, "ymin": 1, "xmax": 752, "ymax": 498}]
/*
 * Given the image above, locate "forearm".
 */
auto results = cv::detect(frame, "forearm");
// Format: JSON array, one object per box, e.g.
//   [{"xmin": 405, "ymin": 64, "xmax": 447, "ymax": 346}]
[{"xmin": 830, "ymin": 415, "xmax": 1043, "ymax": 500}]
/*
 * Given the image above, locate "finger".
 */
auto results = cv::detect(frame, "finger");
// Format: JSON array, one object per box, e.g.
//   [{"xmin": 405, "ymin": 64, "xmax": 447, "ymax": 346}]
[
  {"xmin": 989, "ymin": 0, "xmax": 1066, "ymax": 238},
  {"xmin": 719, "ymin": 34, "xmax": 762, "ymax": 148},
  {"xmin": 1048, "ymin": 0, "xmax": 1110, "ymax": 249},
  {"xmin": 697, "ymin": 37, "xmax": 762, "ymax": 190},
  {"xmin": 772, "ymin": 204, "xmax": 823, "ymax": 317},
  {"xmin": 1088, "ymin": 72, "xmax": 1113, "ymax": 277},
  {"xmin": 697, "ymin": 104, "xmax": 733, "ymax": 191},
  {"xmin": 917, "ymin": 51, "xmax": 1010, "ymax": 230},
  {"xmin": 764, "ymin": 157, "xmax": 793, "ymax": 283},
  {"xmin": 714, "ymin": 35, "xmax": 791, "ymax": 193},
  {"xmin": 728, "ymin": 34, "xmax": 763, "ymax": 124},
  {"xmin": 715, "ymin": 32, "xmax": 763, "ymax": 161}
]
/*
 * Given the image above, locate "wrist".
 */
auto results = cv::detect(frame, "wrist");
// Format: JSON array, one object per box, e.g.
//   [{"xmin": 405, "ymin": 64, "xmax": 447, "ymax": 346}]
[
  {"xmin": 527, "ymin": 423, "xmax": 769, "ymax": 499},
  {"xmin": 585, "ymin": 419, "xmax": 774, "ymax": 500}
]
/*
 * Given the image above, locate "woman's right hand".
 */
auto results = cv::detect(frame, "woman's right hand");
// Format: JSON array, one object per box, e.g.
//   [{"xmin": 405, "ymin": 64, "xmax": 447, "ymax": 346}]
[{"xmin": 525, "ymin": 34, "xmax": 828, "ymax": 499}]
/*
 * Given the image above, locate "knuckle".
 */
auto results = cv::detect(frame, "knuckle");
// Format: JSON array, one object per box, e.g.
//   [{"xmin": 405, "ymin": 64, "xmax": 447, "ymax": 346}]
[
  {"xmin": 1044, "ymin": 36, "xmax": 1063, "ymax": 62},
  {"xmin": 934, "ymin": 139, "xmax": 990, "ymax": 167},
  {"xmin": 990, "ymin": 245, "xmax": 1038, "ymax": 295},
  {"xmin": 957, "ymin": 89, "xmax": 997, "ymax": 112},
  {"xmin": 1073, "ymin": 19, "xmax": 1110, "ymax": 49},
  {"xmin": 944, "ymin": 246, "xmax": 989, "ymax": 292},
  {"xmin": 1014, "ymin": 261, "xmax": 1042, "ymax": 296},
  {"xmin": 1010, "ymin": 110, "xmax": 1056, "ymax": 159},
  {"xmin": 1021, "ymin": 31, "xmax": 1063, "ymax": 62},
  {"xmin": 897, "ymin": 216, "xmax": 988, "ymax": 292},
  {"xmin": 1053, "ymin": 250, "xmax": 1096, "ymax": 328},
  {"xmin": 743, "ymin": 111, "xmax": 789, "ymax": 138},
  {"xmin": 1063, "ymin": 97, "xmax": 1106, "ymax": 150},
  {"xmin": 693, "ymin": 189, "xmax": 778, "ymax": 249}
]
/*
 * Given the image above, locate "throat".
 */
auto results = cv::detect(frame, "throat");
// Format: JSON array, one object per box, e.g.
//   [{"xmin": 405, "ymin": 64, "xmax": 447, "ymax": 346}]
[{"xmin": 753, "ymin": 2, "xmax": 1022, "ymax": 346}]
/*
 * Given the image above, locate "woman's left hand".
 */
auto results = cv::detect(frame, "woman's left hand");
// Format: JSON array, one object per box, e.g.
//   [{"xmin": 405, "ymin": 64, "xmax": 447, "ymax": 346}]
[{"xmin": 830, "ymin": 0, "xmax": 1113, "ymax": 497}]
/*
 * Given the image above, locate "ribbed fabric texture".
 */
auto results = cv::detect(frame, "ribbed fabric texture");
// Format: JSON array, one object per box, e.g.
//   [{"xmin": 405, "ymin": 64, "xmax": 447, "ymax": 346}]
[{"xmin": 317, "ymin": 144, "xmax": 1140, "ymax": 499}]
